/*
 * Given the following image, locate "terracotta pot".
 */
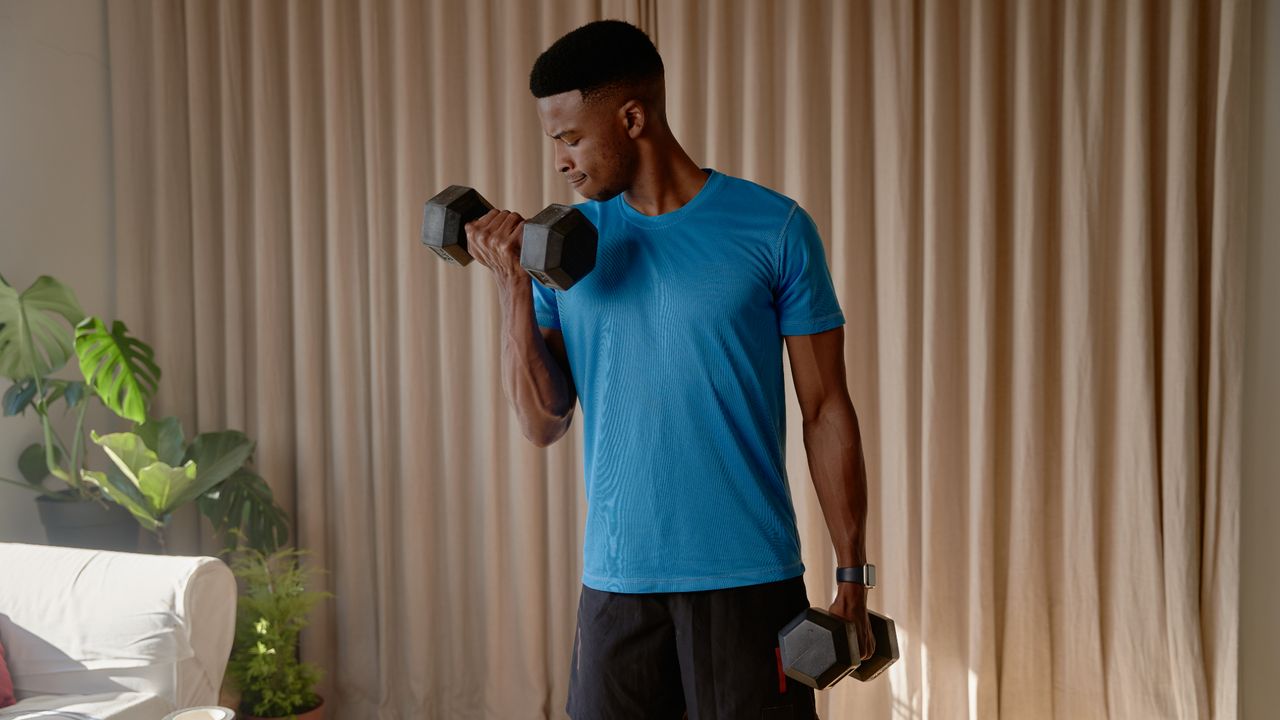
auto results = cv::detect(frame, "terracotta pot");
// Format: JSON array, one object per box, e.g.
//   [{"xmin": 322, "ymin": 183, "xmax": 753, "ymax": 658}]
[{"xmin": 242, "ymin": 697, "xmax": 324, "ymax": 720}]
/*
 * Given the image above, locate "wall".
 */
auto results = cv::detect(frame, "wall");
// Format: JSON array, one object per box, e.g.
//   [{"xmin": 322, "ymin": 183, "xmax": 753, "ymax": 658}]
[
  {"xmin": 0, "ymin": 0, "xmax": 115, "ymax": 543},
  {"xmin": 1241, "ymin": 0, "xmax": 1280, "ymax": 716}
]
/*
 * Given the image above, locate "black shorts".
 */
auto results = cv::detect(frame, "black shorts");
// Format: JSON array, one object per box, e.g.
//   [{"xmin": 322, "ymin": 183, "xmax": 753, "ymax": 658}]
[{"xmin": 565, "ymin": 575, "xmax": 817, "ymax": 720}]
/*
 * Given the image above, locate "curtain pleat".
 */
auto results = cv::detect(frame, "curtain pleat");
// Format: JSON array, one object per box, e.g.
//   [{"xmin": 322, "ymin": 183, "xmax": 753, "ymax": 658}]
[{"xmin": 104, "ymin": 1, "xmax": 1248, "ymax": 717}]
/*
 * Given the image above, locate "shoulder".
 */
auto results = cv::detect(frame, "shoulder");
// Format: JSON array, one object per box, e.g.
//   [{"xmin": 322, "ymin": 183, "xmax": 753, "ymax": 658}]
[
  {"xmin": 699, "ymin": 172, "xmax": 823, "ymax": 266},
  {"xmin": 713, "ymin": 171, "xmax": 800, "ymax": 220}
]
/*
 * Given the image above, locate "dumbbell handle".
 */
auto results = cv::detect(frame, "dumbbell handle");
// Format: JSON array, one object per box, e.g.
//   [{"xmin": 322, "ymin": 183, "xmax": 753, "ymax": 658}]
[
  {"xmin": 422, "ymin": 184, "xmax": 598, "ymax": 292},
  {"xmin": 850, "ymin": 609, "xmax": 900, "ymax": 681}
]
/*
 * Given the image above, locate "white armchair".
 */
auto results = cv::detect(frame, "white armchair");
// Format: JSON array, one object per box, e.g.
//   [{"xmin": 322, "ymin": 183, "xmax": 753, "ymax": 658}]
[{"xmin": 0, "ymin": 542, "xmax": 236, "ymax": 720}]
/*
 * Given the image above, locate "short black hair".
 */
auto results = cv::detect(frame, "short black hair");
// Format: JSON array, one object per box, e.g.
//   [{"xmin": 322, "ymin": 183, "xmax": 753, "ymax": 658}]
[{"xmin": 529, "ymin": 20, "xmax": 664, "ymax": 105}]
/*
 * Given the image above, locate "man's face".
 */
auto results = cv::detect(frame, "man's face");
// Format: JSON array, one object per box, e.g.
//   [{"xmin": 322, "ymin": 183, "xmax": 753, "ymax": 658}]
[{"xmin": 536, "ymin": 90, "xmax": 637, "ymax": 202}]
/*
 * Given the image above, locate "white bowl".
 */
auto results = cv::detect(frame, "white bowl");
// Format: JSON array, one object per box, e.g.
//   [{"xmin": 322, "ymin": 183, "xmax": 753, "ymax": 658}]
[{"xmin": 161, "ymin": 708, "xmax": 236, "ymax": 720}]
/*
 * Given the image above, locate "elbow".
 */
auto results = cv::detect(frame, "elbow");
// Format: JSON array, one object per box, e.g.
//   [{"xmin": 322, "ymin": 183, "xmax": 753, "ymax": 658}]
[
  {"xmin": 524, "ymin": 408, "xmax": 573, "ymax": 448},
  {"xmin": 802, "ymin": 398, "xmax": 859, "ymax": 437},
  {"xmin": 527, "ymin": 430, "xmax": 556, "ymax": 449}
]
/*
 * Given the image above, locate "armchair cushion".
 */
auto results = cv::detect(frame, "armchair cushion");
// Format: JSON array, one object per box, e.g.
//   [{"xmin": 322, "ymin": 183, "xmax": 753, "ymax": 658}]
[
  {"xmin": 0, "ymin": 543, "xmax": 235, "ymax": 712},
  {"xmin": 0, "ymin": 691, "xmax": 172, "ymax": 719}
]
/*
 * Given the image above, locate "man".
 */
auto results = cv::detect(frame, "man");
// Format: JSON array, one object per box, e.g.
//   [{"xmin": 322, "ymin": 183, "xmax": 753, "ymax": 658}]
[{"xmin": 464, "ymin": 19, "xmax": 874, "ymax": 720}]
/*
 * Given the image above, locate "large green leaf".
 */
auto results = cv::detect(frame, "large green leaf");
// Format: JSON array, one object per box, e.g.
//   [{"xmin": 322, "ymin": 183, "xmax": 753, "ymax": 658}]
[
  {"xmin": 90, "ymin": 429, "xmax": 231, "ymax": 522},
  {"xmin": 75, "ymin": 317, "xmax": 160, "ymax": 424},
  {"xmin": 91, "ymin": 430, "xmax": 157, "ymax": 479},
  {"xmin": 199, "ymin": 467, "xmax": 290, "ymax": 554},
  {"xmin": 0, "ymin": 276, "xmax": 86, "ymax": 380},
  {"xmin": 103, "ymin": 462, "xmax": 151, "ymax": 512},
  {"xmin": 83, "ymin": 468, "xmax": 162, "ymax": 531},
  {"xmin": 137, "ymin": 416, "xmax": 187, "ymax": 466},
  {"xmin": 185, "ymin": 430, "xmax": 255, "ymax": 488},
  {"xmin": 135, "ymin": 459, "xmax": 200, "ymax": 514},
  {"xmin": 18, "ymin": 442, "xmax": 64, "ymax": 485}
]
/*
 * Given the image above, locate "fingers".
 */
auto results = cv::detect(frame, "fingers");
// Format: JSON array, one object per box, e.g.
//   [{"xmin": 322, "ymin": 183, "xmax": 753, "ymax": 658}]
[
  {"xmin": 466, "ymin": 209, "xmax": 522, "ymax": 229},
  {"xmin": 463, "ymin": 210, "xmax": 498, "ymax": 261},
  {"xmin": 497, "ymin": 210, "xmax": 525, "ymax": 239},
  {"xmin": 464, "ymin": 208, "xmax": 499, "ymax": 237},
  {"xmin": 463, "ymin": 209, "xmax": 524, "ymax": 272}
]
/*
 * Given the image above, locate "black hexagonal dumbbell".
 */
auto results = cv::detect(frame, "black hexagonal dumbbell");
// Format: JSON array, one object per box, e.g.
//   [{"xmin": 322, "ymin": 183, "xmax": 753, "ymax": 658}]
[
  {"xmin": 777, "ymin": 608, "xmax": 900, "ymax": 690},
  {"xmin": 420, "ymin": 185, "xmax": 597, "ymax": 292}
]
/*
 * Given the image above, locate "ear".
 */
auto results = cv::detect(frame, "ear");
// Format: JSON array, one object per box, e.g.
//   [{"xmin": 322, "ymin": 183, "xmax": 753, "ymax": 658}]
[{"xmin": 619, "ymin": 100, "xmax": 645, "ymax": 139}]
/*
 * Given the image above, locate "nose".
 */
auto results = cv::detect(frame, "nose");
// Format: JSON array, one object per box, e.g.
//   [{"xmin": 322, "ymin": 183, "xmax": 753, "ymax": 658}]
[{"xmin": 553, "ymin": 142, "xmax": 573, "ymax": 175}]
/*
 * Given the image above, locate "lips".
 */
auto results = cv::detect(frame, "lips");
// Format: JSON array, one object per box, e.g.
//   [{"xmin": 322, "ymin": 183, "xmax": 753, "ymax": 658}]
[{"xmin": 568, "ymin": 174, "xmax": 586, "ymax": 186}]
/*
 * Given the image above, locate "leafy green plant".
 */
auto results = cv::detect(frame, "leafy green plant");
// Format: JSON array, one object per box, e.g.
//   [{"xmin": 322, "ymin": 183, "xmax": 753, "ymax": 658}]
[
  {"xmin": 75, "ymin": 316, "xmax": 161, "ymax": 424},
  {"xmin": 0, "ymin": 274, "xmax": 114, "ymax": 500},
  {"xmin": 200, "ymin": 466, "xmax": 291, "ymax": 555},
  {"xmin": 80, "ymin": 412, "xmax": 288, "ymax": 545},
  {"xmin": 0, "ymin": 274, "xmax": 85, "ymax": 379},
  {"xmin": 226, "ymin": 541, "xmax": 332, "ymax": 718},
  {"xmin": 2, "ymin": 274, "xmax": 290, "ymax": 554}
]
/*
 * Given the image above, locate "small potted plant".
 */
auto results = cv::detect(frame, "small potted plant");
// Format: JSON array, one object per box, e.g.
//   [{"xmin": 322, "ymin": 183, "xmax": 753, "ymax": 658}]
[
  {"xmin": 225, "ymin": 541, "xmax": 333, "ymax": 720},
  {"xmin": 0, "ymin": 273, "xmax": 138, "ymax": 549},
  {"xmin": 2, "ymin": 273, "xmax": 290, "ymax": 554}
]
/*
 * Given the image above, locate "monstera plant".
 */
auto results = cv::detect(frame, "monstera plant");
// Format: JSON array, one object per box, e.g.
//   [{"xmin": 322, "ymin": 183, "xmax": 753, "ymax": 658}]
[
  {"xmin": 1, "ymin": 273, "xmax": 289, "ymax": 553},
  {"xmin": 0, "ymin": 274, "xmax": 97, "ymax": 499}
]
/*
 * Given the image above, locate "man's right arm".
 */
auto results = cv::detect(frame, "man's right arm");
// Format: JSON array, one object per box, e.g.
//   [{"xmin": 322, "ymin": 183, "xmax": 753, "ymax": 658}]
[{"xmin": 497, "ymin": 277, "xmax": 576, "ymax": 447}]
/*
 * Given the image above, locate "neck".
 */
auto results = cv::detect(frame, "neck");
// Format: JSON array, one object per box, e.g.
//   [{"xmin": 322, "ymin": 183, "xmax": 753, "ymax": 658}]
[{"xmin": 623, "ymin": 138, "xmax": 708, "ymax": 216}]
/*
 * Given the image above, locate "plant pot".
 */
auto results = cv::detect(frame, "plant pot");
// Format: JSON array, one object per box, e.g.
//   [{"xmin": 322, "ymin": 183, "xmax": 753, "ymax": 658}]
[
  {"xmin": 242, "ymin": 697, "xmax": 324, "ymax": 720},
  {"xmin": 35, "ymin": 494, "xmax": 139, "ymax": 552}
]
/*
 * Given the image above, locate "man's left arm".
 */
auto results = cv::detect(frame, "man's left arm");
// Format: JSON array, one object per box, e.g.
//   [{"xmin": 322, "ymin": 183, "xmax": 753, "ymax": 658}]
[{"xmin": 784, "ymin": 325, "xmax": 875, "ymax": 660}]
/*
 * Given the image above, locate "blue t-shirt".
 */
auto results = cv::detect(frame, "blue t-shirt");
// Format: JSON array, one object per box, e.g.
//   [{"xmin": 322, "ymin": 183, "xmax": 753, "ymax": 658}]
[{"xmin": 532, "ymin": 168, "xmax": 845, "ymax": 593}]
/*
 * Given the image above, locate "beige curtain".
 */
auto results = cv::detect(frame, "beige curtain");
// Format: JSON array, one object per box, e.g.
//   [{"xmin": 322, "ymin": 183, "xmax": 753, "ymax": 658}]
[{"xmin": 104, "ymin": 1, "xmax": 1248, "ymax": 718}]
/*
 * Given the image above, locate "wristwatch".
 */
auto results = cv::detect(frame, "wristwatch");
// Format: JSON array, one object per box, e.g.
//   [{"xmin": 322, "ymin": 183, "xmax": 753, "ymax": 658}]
[{"xmin": 836, "ymin": 563, "xmax": 877, "ymax": 588}]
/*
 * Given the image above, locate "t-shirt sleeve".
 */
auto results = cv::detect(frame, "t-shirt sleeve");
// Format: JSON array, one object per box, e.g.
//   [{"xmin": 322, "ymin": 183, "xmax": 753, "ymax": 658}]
[
  {"xmin": 773, "ymin": 205, "xmax": 846, "ymax": 336},
  {"xmin": 531, "ymin": 277, "xmax": 561, "ymax": 329}
]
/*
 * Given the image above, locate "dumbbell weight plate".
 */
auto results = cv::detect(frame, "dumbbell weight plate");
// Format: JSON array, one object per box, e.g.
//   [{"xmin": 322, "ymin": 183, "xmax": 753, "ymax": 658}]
[
  {"xmin": 852, "ymin": 610, "xmax": 899, "ymax": 681},
  {"xmin": 778, "ymin": 607, "xmax": 900, "ymax": 689},
  {"xmin": 779, "ymin": 607, "xmax": 859, "ymax": 689},
  {"xmin": 521, "ymin": 203, "xmax": 598, "ymax": 292},
  {"xmin": 421, "ymin": 185, "xmax": 495, "ymax": 266}
]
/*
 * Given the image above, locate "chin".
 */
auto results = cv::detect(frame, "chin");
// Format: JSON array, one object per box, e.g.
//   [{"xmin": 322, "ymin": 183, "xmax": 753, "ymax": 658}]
[{"xmin": 589, "ymin": 185, "xmax": 622, "ymax": 202}]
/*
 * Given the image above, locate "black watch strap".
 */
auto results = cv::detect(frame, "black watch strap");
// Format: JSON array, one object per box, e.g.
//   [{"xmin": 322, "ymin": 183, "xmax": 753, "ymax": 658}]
[{"xmin": 836, "ymin": 564, "xmax": 877, "ymax": 588}]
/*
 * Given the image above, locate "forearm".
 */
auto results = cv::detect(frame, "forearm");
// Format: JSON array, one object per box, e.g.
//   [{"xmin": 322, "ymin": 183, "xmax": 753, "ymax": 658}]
[
  {"xmin": 801, "ymin": 398, "xmax": 868, "ymax": 567},
  {"xmin": 497, "ymin": 277, "xmax": 574, "ymax": 445}
]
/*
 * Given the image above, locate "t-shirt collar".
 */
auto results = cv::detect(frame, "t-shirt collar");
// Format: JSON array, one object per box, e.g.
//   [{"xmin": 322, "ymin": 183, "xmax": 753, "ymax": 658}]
[{"xmin": 617, "ymin": 168, "xmax": 723, "ymax": 229}]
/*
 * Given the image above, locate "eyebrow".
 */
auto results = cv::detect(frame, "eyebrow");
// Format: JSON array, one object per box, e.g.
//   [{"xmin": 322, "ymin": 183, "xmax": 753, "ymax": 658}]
[{"xmin": 547, "ymin": 129, "xmax": 578, "ymax": 140}]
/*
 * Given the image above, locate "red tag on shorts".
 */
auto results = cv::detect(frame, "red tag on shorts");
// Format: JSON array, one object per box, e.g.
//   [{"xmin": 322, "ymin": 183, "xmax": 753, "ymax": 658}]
[{"xmin": 775, "ymin": 646, "xmax": 787, "ymax": 693}]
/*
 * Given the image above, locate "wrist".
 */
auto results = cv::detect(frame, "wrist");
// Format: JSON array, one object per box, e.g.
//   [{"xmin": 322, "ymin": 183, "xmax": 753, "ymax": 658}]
[
  {"xmin": 834, "ymin": 583, "xmax": 867, "ymax": 607},
  {"xmin": 835, "ymin": 581, "xmax": 867, "ymax": 594},
  {"xmin": 498, "ymin": 269, "xmax": 531, "ymax": 292},
  {"xmin": 836, "ymin": 563, "xmax": 876, "ymax": 588}
]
